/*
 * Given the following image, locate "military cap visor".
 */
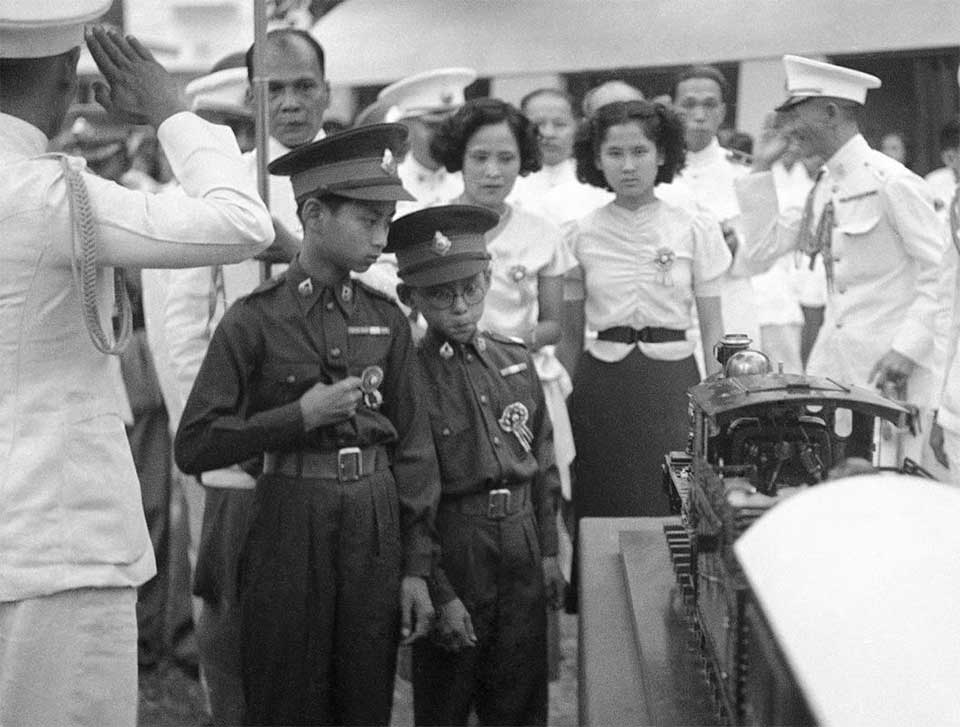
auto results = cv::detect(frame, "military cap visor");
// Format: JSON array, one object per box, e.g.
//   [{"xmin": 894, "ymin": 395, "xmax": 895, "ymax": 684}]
[
  {"xmin": 387, "ymin": 205, "xmax": 499, "ymax": 287},
  {"xmin": 268, "ymin": 123, "xmax": 415, "ymax": 202},
  {"xmin": 775, "ymin": 54, "xmax": 880, "ymax": 112}
]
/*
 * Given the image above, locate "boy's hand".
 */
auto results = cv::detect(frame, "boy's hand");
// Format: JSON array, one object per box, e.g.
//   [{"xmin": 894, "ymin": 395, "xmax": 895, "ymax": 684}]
[
  {"xmin": 435, "ymin": 598, "xmax": 477, "ymax": 652},
  {"xmin": 299, "ymin": 377, "xmax": 363, "ymax": 430},
  {"xmin": 542, "ymin": 556, "xmax": 565, "ymax": 610},
  {"xmin": 85, "ymin": 26, "xmax": 186, "ymax": 127},
  {"xmin": 400, "ymin": 576, "xmax": 435, "ymax": 644}
]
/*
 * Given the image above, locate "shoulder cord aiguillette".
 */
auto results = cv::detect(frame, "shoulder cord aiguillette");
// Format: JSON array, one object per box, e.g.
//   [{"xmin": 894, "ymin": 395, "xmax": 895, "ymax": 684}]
[{"xmin": 60, "ymin": 157, "xmax": 132, "ymax": 354}]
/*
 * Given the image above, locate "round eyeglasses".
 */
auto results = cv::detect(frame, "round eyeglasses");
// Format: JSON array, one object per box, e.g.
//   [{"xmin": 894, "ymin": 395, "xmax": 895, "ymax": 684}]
[{"xmin": 421, "ymin": 279, "xmax": 486, "ymax": 310}]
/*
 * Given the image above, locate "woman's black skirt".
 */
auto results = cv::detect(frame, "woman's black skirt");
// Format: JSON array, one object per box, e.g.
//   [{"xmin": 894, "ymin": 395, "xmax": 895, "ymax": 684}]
[{"xmin": 569, "ymin": 347, "xmax": 698, "ymax": 519}]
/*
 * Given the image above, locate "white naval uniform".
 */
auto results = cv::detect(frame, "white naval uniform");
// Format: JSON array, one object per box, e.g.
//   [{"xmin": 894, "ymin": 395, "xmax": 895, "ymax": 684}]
[
  {"xmin": 736, "ymin": 134, "xmax": 949, "ymax": 461},
  {"xmin": 670, "ymin": 137, "xmax": 760, "ymax": 346},
  {"xmin": 0, "ymin": 111, "xmax": 272, "ymax": 602},
  {"xmin": 934, "ymin": 185, "xmax": 960, "ymax": 485}
]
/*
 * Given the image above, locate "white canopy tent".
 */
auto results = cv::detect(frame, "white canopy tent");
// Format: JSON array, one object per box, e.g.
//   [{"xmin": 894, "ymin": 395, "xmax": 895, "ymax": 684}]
[{"xmin": 311, "ymin": 0, "xmax": 960, "ymax": 86}]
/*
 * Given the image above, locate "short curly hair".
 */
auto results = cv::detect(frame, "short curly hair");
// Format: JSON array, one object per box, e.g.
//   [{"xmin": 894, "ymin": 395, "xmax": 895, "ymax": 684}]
[
  {"xmin": 574, "ymin": 100, "xmax": 686, "ymax": 189},
  {"xmin": 430, "ymin": 97, "xmax": 541, "ymax": 176}
]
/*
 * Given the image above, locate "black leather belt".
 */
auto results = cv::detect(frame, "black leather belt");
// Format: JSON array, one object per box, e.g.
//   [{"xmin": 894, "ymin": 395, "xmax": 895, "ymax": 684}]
[
  {"xmin": 262, "ymin": 446, "xmax": 387, "ymax": 482},
  {"xmin": 440, "ymin": 484, "xmax": 530, "ymax": 520},
  {"xmin": 597, "ymin": 326, "xmax": 686, "ymax": 344}
]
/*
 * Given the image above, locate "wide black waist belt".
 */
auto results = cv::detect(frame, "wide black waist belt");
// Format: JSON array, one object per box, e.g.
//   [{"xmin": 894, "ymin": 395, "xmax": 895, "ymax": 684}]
[
  {"xmin": 262, "ymin": 445, "xmax": 388, "ymax": 482},
  {"xmin": 597, "ymin": 326, "xmax": 686, "ymax": 344},
  {"xmin": 440, "ymin": 483, "xmax": 530, "ymax": 520}
]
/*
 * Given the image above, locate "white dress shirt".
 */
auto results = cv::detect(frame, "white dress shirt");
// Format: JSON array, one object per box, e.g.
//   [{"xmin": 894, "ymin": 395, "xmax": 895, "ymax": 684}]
[
  {"xmin": 0, "ymin": 111, "xmax": 272, "ymax": 600},
  {"xmin": 566, "ymin": 200, "xmax": 731, "ymax": 363}
]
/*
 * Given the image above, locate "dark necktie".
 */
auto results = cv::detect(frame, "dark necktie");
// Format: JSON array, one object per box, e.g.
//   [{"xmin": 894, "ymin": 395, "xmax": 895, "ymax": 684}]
[{"xmin": 797, "ymin": 169, "xmax": 836, "ymax": 291}]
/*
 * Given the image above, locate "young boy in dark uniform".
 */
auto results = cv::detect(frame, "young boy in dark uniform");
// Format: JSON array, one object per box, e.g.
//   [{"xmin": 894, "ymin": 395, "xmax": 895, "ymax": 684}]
[
  {"xmin": 391, "ymin": 205, "xmax": 566, "ymax": 726},
  {"xmin": 174, "ymin": 124, "xmax": 439, "ymax": 726}
]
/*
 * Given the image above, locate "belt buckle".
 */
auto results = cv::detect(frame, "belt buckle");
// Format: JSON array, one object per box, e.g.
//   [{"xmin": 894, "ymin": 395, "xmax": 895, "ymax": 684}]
[
  {"xmin": 487, "ymin": 488, "xmax": 511, "ymax": 519},
  {"xmin": 338, "ymin": 446, "xmax": 362, "ymax": 482},
  {"xmin": 635, "ymin": 327, "xmax": 649, "ymax": 343}
]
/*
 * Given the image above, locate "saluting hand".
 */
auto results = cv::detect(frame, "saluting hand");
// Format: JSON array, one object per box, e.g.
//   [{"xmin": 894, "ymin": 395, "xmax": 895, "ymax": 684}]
[
  {"xmin": 751, "ymin": 112, "xmax": 791, "ymax": 173},
  {"xmin": 299, "ymin": 377, "xmax": 363, "ymax": 431},
  {"xmin": 85, "ymin": 26, "xmax": 186, "ymax": 128}
]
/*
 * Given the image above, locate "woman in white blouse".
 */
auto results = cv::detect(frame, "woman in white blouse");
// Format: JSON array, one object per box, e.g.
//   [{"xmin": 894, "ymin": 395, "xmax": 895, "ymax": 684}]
[
  {"xmin": 431, "ymin": 98, "xmax": 577, "ymax": 500},
  {"xmin": 565, "ymin": 100, "xmax": 729, "ymax": 522}
]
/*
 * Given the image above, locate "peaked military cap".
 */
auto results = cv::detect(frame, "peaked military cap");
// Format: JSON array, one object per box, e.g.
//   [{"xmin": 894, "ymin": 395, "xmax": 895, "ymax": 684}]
[
  {"xmin": 380, "ymin": 67, "xmax": 477, "ymax": 123},
  {"xmin": 776, "ymin": 55, "xmax": 881, "ymax": 111},
  {"xmin": 387, "ymin": 204, "xmax": 498, "ymax": 287},
  {"xmin": 0, "ymin": 0, "xmax": 110, "ymax": 58},
  {"xmin": 268, "ymin": 123, "xmax": 415, "ymax": 202},
  {"xmin": 185, "ymin": 66, "xmax": 251, "ymax": 118}
]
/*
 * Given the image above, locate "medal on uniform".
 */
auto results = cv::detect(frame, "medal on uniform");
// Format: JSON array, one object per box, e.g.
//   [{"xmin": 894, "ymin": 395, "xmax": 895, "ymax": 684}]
[
  {"xmin": 499, "ymin": 402, "xmax": 533, "ymax": 453},
  {"xmin": 360, "ymin": 365, "xmax": 384, "ymax": 410},
  {"xmin": 439, "ymin": 341, "xmax": 454, "ymax": 359}
]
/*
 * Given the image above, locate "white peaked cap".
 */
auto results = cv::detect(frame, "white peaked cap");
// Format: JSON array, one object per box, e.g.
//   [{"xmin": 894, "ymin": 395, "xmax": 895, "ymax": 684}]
[
  {"xmin": 0, "ymin": 0, "xmax": 110, "ymax": 58},
  {"xmin": 776, "ymin": 54, "xmax": 881, "ymax": 111},
  {"xmin": 379, "ymin": 67, "xmax": 477, "ymax": 123},
  {"xmin": 185, "ymin": 67, "xmax": 251, "ymax": 118}
]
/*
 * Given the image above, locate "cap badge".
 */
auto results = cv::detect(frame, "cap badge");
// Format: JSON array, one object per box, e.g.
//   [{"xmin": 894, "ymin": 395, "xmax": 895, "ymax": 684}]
[
  {"xmin": 380, "ymin": 148, "xmax": 397, "ymax": 176},
  {"xmin": 432, "ymin": 231, "xmax": 452, "ymax": 256},
  {"xmin": 298, "ymin": 278, "xmax": 314, "ymax": 296},
  {"xmin": 360, "ymin": 365, "xmax": 384, "ymax": 410},
  {"xmin": 499, "ymin": 402, "xmax": 533, "ymax": 453},
  {"xmin": 439, "ymin": 341, "xmax": 454, "ymax": 359}
]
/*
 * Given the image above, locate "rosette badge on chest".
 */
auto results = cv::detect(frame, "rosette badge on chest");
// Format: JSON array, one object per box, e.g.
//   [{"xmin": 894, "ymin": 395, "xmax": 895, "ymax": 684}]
[{"xmin": 388, "ymin": 204, "xmax": 500, "ymax": 287}]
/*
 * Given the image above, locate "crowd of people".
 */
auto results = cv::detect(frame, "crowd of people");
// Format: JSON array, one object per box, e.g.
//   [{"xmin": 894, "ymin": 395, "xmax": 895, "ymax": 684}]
[{"xmin": 2, "ymin": 2, "xmax": 959, "ymax": 726}]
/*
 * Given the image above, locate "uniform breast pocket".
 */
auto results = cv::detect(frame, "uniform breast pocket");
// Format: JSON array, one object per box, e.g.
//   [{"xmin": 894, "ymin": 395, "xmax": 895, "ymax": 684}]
[
  {"xmin": 259, "ymin": 361, "xmax": 322, "ymax": 406},
  {"xmin": 432, "ymin": 413, "xmax": 475, "ymax": 484},
  {"xmin": 836, "ymin": 192, "xmax": 881, "ymax": 236},
  {"xmin": 348, "ymin": 332, "xmax": 392, "ymax": 374}
]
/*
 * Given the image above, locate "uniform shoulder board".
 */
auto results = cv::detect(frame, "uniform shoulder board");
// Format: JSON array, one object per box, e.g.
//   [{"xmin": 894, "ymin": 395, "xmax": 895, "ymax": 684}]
[
  {"xmin": 245, "ymin": 273, "xmax": 285, "ymax": 298},
  {"xmin": 726, "ymin": 148, "xmax": 752, "ymax": 166},
  {"xmin": 353, "ymin": 278, "xmax": 398, "ymax": 305},
  {"xmin": 484, "ymin": 330, "xmax": 528, "ymax": 348}
]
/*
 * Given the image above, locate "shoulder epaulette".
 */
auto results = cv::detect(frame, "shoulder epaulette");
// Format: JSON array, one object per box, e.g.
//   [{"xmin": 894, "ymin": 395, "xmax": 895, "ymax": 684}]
[
  {"xmin": 483, "ymin": 330, "xmax": 528, "ymax": 348},
  {"xmin": 726, "ymin": 149, "xmax": 753, "ymax": 166},
  {"xmin": 245, "ymin": 273, "xmax": 285, "ymax": 299}
]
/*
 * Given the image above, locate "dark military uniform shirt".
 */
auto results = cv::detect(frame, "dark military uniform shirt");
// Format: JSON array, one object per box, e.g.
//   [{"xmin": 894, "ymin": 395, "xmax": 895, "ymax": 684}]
[
  {"xmin": 175, "ymin": 257, "xmax": 440, "ymax": 575},
  {"xmin": 415, "ymin": 328, "xmax": 559, "ymax": 603}
]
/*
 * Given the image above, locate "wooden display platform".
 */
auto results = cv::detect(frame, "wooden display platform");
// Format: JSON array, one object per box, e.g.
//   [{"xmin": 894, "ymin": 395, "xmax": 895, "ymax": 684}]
[{"xmin": 578, "ymin": 517, "xmax": 716, "ymax": 726}]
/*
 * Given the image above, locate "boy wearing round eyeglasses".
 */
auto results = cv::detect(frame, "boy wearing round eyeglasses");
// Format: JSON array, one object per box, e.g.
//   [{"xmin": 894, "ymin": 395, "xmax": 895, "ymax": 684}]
[{"xmin": 392, "ymin": 205, "xmax": 565, "ymax": 726}]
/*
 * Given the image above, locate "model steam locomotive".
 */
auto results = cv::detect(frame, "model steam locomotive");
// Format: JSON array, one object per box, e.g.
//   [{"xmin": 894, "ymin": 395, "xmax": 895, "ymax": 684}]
[{"xmin": 662, "ymin": 337, "xmax": 915, "ymax": 725}]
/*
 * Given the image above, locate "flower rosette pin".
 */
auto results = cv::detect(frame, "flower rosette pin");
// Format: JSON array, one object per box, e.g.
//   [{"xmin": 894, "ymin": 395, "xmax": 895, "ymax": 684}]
[
  {"xmin": 508, "ymin": 264, "xmax": 536, "ymax": 305},
  {"xmin": 654, "ymin": 246, "xmax": 676, "ymax": 286},
  {"xmin": 499, "ymin": 402, "xmax": 533, "ymax": 452}
]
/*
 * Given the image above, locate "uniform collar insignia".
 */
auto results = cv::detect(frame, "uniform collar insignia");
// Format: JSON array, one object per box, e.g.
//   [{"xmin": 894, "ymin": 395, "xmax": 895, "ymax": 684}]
[
  {"xmin": 298, "ymin": 277, "xmax": 313, "ymax": 296},
  {"xmin": 475, "ymin": 335, "xmax": 487, "ymax": 352},
  {"xmin": 439, "ymin": 340, "xmax": 454, "ymax": 359},
  {"xmin": 340, "ymin": 282, "xmax": 353, "ymax": 302},
  {"xmin": 381, "ymin": 148, "xmax": 397, "ymax": 176},
  {"xmin": 432, "ymin": 230, "xmax": 452, "ymax": 255}
]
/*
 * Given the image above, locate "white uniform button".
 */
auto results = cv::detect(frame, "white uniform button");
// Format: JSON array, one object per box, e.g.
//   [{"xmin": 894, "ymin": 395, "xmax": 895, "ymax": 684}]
[
  {"xmin": 330, "ymin": 347, "xmax": 342, "ymax": 357},
  {"xmin": 480, "ymin": 394, "xmax": 488, "ymax": 404},
  {"xmin": 325, "ymin": 301, "xmax": 335, "ymax": 311},
  {"xmin": 441, "ymin": 427, "xmax": 451, "ymax": 436},
  {"xmin": 493, "ymin": 436, "xmax": 501, "ymax": 446}
]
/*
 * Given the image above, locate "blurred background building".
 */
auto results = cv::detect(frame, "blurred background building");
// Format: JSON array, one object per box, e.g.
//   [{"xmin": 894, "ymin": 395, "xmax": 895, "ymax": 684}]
[{"xmin": 75, "ymin": 0, "xmax": 958, "ymax": 175}]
